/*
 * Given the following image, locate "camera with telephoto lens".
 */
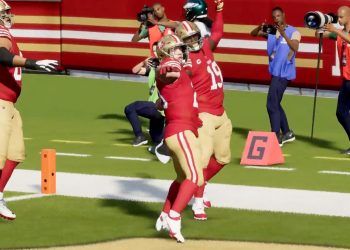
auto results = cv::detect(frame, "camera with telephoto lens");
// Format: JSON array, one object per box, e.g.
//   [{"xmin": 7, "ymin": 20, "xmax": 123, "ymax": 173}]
[
  {"xmin": 304, "ymin": 11, "xmax": 338, "ymax": 29},
  {"xmin": 137, "ymin": 5, "xmax": 154, "ymax": 23},
  {"xmin": 262, "ymin": 24, "xmax": 277, "ymax": 35}
]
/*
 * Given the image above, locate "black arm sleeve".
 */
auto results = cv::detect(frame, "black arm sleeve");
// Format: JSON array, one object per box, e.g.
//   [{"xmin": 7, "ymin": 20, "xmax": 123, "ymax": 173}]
[{"xmin": 0, "ymin": 47, "xmax": 14, "ymax": 67}]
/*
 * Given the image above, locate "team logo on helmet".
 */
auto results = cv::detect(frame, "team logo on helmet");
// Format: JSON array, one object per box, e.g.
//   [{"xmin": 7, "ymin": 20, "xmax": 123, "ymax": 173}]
[
  {"xmin": 156, "ymin": 34, "xmax": 188, "ymax": 62},
  {"xmin": 175, "ymin": 21, "xmax": 202, "ymax": 52},
  {"xmin": 0, "ymin": 0, "xmax": 14, "ymax": 29}
]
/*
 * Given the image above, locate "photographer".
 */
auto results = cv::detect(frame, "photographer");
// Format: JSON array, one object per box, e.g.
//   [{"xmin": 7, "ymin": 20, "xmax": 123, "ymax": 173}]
[
  {"xmin": 250, "ymin": 6, "xmax": 301, "ymax": 146},
  {"xmin": 318, "ymin": 6, "xmax": 350, "ymax": 154},
  {"xmin": 124, "ymin": 44, "xmax": 165, "ymax": 147},
  {"xmin": 131, "ymin": 3, "xmax": 174, "ymax": 56}
]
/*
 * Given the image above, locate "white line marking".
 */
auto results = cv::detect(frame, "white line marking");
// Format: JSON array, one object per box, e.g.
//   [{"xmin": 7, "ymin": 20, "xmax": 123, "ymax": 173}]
[
  {"xmin": 5, "ymin": 193, "xmax": 48, "ymax": 202},
  {"xmin": 319, "ymin": 170, "xmax": 350, "ymax": 176},
  {"xmin": 8, "ymin": 169, "xmax": 350, "ymax": 218},
  {"xmin": 24, "ymin": 137, "xmax": 32, "ymax": 140},
  {"xmin": 244, "ymin": 166, "xmax": 295, "ymax": 171},
  {"xmin": 51, "ymin": 139, "xmax": 93, "ymax": 144},
  {"xmin": 314, "ymin": 156, "xmax": 350, "ymax": 161},
  {"xmin": 56, "ymin": 152, "xmax": 91, "ymax": 157},
  {"xmin": 283, "ymin": 154, "xmax": 291, "ymax": 157},
  {"xmin": 112, "ymin": 143, "xmax": 148, "ymax": 148},
  {"xmin": 105, "ymin": 156, "xmax": 152, "ymax": 162}
]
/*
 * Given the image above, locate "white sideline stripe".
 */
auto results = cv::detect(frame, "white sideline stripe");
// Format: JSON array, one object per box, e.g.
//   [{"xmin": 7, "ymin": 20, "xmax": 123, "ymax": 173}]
[
  {"xmin": 7, "ymin": 169, "xmax": 350, "ymax": 218},
  {"xmin": 105, "ymin": 156, "xmax": 152, "ymax": 162},
  {"xmin": 51, "ymin": 139, "xmax": 94, "ymax": 144},
  {"xmin": 56, "ymin": 152, "xmax": 91, "ymax": 157},
  {"xmin": 319, "ymin": 170, "xmax": 350, "ymax": 176},
  {"xmin": 10, "ymin": 29, "xmax": 318, "ymax": 53},
  {"xmin": 244, "ymin": 166, "xmax": 295, "ymax": 171},
  {"xmin": 5, "ymin": 193, "xmax": 47, "ymax": 202},
  {"xmin": 112, "ymin": 143, "xmax": 148, "ymax": 148},
  {"xmin": 314, "ymin": 156, "xmax": 350, "ymax": 161}
]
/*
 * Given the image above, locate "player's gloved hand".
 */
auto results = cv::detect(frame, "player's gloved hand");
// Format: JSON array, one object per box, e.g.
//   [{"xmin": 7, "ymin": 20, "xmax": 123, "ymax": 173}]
[
  {"xmin": 159, "ymin": 65, "xmax": 174, "ymax": 75},
  {"xmin": 215, "ymin": 0, "xmax": 224, "ymax": 11},
  {"xmin": 25, "ymin": 59, "xmax": 59, "ymax": 72}
]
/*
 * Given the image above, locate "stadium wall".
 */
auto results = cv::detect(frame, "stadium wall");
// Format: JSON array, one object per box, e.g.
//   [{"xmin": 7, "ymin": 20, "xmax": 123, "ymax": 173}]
[{"xmin": 7, "ymin": 0, "xmax": 350, "ymax": 90}]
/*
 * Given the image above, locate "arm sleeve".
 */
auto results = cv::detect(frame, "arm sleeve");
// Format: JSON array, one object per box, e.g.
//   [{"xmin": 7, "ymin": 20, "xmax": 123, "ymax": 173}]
[
  {"xmin": 139, "ymin": 27, "xmax": 149, "ymax": 39},
  {"xmin": 210, "ymin": 11, "xmax": 223, "ymax": 45}
]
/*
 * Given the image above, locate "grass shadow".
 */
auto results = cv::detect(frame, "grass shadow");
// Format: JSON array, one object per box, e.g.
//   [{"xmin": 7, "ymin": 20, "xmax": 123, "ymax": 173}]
[{"xmin": 296, "ymin": 134, "xmax": 343, "ymax": 152}]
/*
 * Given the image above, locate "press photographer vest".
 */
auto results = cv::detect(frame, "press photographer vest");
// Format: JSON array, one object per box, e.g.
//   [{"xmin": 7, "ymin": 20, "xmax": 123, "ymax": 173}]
[
  {"xmin": 149, "ymin": 25, "xmax": 173, "ymax": 56},
  {"xmin": 337, "ymin": 32, "xmax": 350, "ymax": 80},
  {"xmin": 267, "ymin": 25, "xmax": 297, "ymax": 80}
]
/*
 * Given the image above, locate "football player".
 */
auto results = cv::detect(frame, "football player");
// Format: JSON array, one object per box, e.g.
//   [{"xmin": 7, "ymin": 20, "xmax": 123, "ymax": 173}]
[
  {"xmin": 154, "ymin": 34, "xmax": 204, "ymax": 243},
  {"xmin": 0, "ymin": 0, "xmax": 58, "ymax": 220},
  {"xmin": 175, "ymin": 0, "xmax": 232, "ymax": 220}
]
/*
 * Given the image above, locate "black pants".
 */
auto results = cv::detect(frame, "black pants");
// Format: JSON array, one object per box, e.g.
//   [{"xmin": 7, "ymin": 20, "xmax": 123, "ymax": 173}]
[
  {"xmin": 124, "ymin": 101, "xmax": 164, "ymax": 143},
  {"xmin": 266, "ymin": 76, "xmax": 290, "ymax": 136},
  {"xmin": 336, "ymin": 79, "xmax": 350, "ymax": 141}
]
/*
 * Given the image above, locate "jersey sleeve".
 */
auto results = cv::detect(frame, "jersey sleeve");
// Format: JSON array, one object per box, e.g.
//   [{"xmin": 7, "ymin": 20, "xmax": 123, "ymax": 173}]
[
  {"xmin": 161, "ymin": 58, "xmax": 181, "ymax": 72},
  {"xmin": 0, "ymin": 27, "xmax": 11, "ymax": 40}
]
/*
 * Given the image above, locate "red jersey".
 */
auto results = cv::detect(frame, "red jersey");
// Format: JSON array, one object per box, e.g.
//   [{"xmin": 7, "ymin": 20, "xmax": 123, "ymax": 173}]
[
  {"xmin": 184, "ymin": 38, "xmax": 224, "ymax": 115},
  {"xmin": 0, "ymin": 25, "xmax": 22, "ymax": 103},
  {"xmin": 156, "ymin": 58, "xmax": 202, "ymax": 138}
]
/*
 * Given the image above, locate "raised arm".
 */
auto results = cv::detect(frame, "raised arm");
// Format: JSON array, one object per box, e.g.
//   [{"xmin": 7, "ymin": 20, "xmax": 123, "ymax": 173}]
[{"xmin": 209, "ymin": 0, "xmax": 224, "ymax": 50}]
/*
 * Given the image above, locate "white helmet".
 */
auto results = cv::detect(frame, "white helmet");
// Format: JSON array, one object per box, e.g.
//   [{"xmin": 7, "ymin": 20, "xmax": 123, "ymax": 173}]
[{"xmin": 0, "ymin": 0, "xmax": 14, "ymax": 29}]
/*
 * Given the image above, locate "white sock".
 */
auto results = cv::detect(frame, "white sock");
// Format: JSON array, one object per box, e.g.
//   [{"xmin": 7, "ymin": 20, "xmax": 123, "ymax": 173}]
[
  {"xmin": 194, "ymin": 197, "xmax": 204, "ymax": 205},
  {"xmin": 169, "ymin": 210, "xmax": 180, "ymax": 218}
]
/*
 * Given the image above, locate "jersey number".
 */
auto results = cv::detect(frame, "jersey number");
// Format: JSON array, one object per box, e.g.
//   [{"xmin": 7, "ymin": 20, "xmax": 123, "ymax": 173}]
[
  {"xmin": 207, "ymin": 61, "xmax": 223, "ymax": 90},
  {"xmin": 14, "ymin": 67, "xmax": 22, "ymax": 81}
]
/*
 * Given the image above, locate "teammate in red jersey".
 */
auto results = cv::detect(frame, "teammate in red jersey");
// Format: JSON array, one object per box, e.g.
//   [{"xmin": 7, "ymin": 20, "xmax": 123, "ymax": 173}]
[
  {"xmin": 154, "ymin": 34, "xmax": 204, "ymax": 243},
  {"xmin": 0, "ymin": 0, "xmax": 58, "ymax": 220},
  {"xmin": 176, "ymin": 0, "xmax": 232, "ymax": 220}
]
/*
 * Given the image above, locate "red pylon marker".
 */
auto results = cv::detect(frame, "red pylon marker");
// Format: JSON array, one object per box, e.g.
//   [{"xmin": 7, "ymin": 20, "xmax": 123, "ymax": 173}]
[{"xmin": 41, "ymin": 149, "xmax": 56, "ymax": 194}]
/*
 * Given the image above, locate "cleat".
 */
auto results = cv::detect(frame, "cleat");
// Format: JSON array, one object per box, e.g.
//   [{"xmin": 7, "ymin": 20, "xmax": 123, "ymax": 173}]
[
  {"xmin": 281, "ymin": 130, "xmax": 295, "ymax": 145},
  {"xmin": 341, "ymin": 147, "xmax": 350, "ymax": 155},
  {"xmin": 166, "ymin": 215, "xmax": 185, "ymax": 243},
  {"xmin": 192, "ymin": 201, "xmax": 207, "ymax": 220},
  {"xmin": 132, "ymin": 135, "xmax": 148, "ymax": 147},
  {"xmin": 0, "ymin": 199, "xmax": 16, "ymax": 220},
  {"xmin": 155, "ymin": 140, "xmax": 171, "ymax": 164},
  {"xmin": 155, "ymin": 213, "xmax": 169, "ymax": 232},
  {"xmin": 203, "ymin": 193, "xmax": 211, "ymax": 208}
]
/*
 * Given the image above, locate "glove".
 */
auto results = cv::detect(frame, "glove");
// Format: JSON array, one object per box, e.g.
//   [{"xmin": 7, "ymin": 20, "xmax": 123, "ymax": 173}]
[
  {"xmin": 159, "ymin": 65, "xmax": 174, "ymax": 75},
  {"xmin": 147, "ymin": 58, "xmax": 160, "ymax": 68},
  {"xmin": 215, "ymin": 0, "xmax": 224, "ymax": 11},
  {"xmin": 25, "ymin": 59, "xmax": 59, "ymax": 72}
]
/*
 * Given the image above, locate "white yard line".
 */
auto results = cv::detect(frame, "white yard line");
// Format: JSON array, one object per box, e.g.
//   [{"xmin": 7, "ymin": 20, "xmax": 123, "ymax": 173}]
[
  {"xmin": 56, "ymin": 152, "xmax": 91, "ymax": 157},
  {"xmin": 112, "ymin": 143, "xmax": 149, "ymax": 148},
  {"xmin": 5, "ymin": 193, "xmax": 48, "ymax": 202},
  {"xmin": 244, "ymin": 166, "xmax": 295, "ymax": 171},
  {"xmin": 105, "ymin": 156, "xmax": 152, "ymax": 162},
  {"xmin": 314, "ymin": 156, "xmax": 350, "ymax": 161},
  {"xmin": 6, "ymin": 169, "xmax": 350, "ymax": 218},
  {"xmin": 319, "ymin": 170, "xmax": 350, "ymax": 176},
  {"xmin": 51, "ymin": 139, "xmax": 94, "ymax": 144}
]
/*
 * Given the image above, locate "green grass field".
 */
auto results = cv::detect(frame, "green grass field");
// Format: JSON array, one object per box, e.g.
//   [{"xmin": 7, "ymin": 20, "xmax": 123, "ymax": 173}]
[{"xmin": 1, "ymin": 74, "xmax": 350, "ymax": 249}]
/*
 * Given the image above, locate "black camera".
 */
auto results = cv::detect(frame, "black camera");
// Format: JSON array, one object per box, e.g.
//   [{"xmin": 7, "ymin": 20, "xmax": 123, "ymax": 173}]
[
  {"xmin": 137, "ymin": 5, "xmax": 154, "ymax": 23},
  {"xmin": 304, "ymin": 11, "xmax": 338, "ymax": 29},
  {"xmin": 148, "ymin": 57, "xmax": 160, "ymax": 68},
  {"xmin": 262, "ymin": 24, "xmax": 277, "ymax": 35}
]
